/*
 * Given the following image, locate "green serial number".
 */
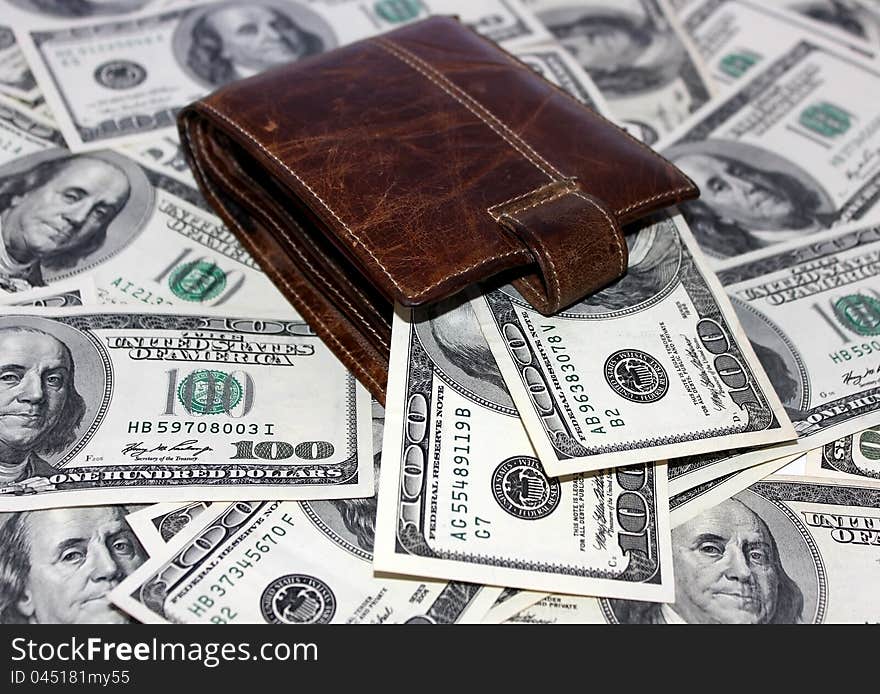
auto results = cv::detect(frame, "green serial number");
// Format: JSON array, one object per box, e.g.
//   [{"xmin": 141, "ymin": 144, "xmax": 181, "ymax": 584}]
[
  {"xmin": 191, "ymin": 512, "xmax": 296, "ymax": 623},
  {"xmin": 126, "ymin": 420, "xmax": 274, "ymax": 436},
  {"xmin": 541, "ymin": 325, "xmax": 625, "ymax": 434},
  {"xmin": 448, "ymin": 409, "xmax": 491, "ymax": 542}
]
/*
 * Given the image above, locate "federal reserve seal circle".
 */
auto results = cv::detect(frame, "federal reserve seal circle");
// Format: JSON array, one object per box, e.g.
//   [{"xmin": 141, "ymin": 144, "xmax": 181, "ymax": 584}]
[
  {"xmin": 604, "ymin": 350, "xmax": 669, "ymax": 404},
  {"xmin": 491, "ymin": 457, "xmax": 560, "ymax": 520},
  {"xmin": 177, "ymin": 370, "xmax": 242, "ymax": 415},
  {"xmin": 260, "ymin": 574, "xmax": 336, "ymax": 624},
  {"xmin": 94, "ymin": 60, "xmax": 147, "ymax": 90}
]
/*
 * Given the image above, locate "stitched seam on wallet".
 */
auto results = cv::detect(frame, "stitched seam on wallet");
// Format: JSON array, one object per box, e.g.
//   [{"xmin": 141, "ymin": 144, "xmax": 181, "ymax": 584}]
[
  {"xmin": 216, "ymin": 139, "xmax": 390, "ymax": 349},
  {"xmin": 183, "ymin": 119, "xmax": 386, "ymax": 395},
  {"xmin": 516, "ymin": 276, "xmax": 548, "ymax": 307},
  {"xmin": 523, "ymin": 225, "xmax": 560, "ymax": 304},
  {"xmin": 503, "ymin": 190, "xmax": 570, "ymax": 219},
  {"xmin": 572, "ymin": 191, "xmax": 626, "ymax": 275},
  {"xmin": 617, "ymin": 188, "xmax": 693, "ymax": 217},
  {"xmin": 436, "ymin": 249, "xmax": 525, "ymax": 286},
  {"xmin": 270, "ymin": 208, "xmax": 390, "ymax": 347},
  {"xmin": 461, "ymin": 29, "xmax": 698, "ymax": 218},
  {"xmin": 502, "ymin": 197, "xmax": 563, "ymax": 304},
  {"xmin": 375, "ymin": 37, "xmax": 563, "ymax": 181},
  {"xmin": 199, "ymin": 101, "xmax": 408, "ymax": 297},
  {"xmin": 487, "ymin": 183, "xmax": 568, "ymax": 219}
]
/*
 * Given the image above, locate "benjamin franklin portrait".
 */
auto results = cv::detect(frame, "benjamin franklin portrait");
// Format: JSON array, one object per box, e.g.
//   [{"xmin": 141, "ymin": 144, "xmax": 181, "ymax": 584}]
[
  {"xmin": 537, "ymin": 1, "xmax": 690, "ymax": 98},
  {"xmin": 0, "ymin": 505, "xmax": 146, "ymax": 623},
  {"xmin": 0, "ymin": 316, "xmax": 108, "ymax": 488},
  {"xmin": 0, "ymin": 150, "xmax": 152, "ymax": 292},
  {"xmin": 609, "ymin": 497, "xmax": 805, "ymax": 624},
  {"xmin": 665, "ymin": 139, "xmax": 835, "ymax": 259},
  {"xmin": 178, "ymin": 1, "xmax": 334, "ymax": 88}
]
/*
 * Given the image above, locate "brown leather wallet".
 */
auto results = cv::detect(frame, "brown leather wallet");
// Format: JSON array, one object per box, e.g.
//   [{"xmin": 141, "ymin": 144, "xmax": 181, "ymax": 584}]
[{"xmin": 178, "ymin": 15, "xmax": 698, "ymax": 403}]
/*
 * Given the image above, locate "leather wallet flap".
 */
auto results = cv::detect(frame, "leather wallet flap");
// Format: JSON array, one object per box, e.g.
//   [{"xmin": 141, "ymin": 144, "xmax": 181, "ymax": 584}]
[
  {"xmin": 491, "ymin": 179, "xmax": 626, "ymax": 314},
  {"xmin": 185, "ymin": 16, "xmax": 696, "ymax": 314}
]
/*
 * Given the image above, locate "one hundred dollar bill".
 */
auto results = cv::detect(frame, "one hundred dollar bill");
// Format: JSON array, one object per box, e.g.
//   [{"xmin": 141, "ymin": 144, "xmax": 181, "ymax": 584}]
[
  {"xmin": 522, "ymin": 0, "xmax": 715, "ymax": 144},
  {"xmin": 119, "ymin": 406, "xmax": 500, "ymax": 625},
  {"xmin": 15, "ymin": 0, "xmax": 551, "ymax": 151},
  {"xmin": 472, "ymin": 215, "xmax": 794, "ymax": 476},
  {"xmin": 714, "ymin": 223, "xmax": 880, "ymax": 463},
  {"xmin": 667, "ymin": 222, "xmax": 880, "ymax": 487},
  {"xmin": 111, "ymin": 499, "xmax": 501, "ymax": 624},
  {"xmin": 659, "ymin": 38, "xmax": 880, "ymax": 264},
  {"xmin": 780, "ymin": 0, "xmax": 880, "ymax": 45},
  {"xmin": 508, "ymin": 475, "xmax": 880, "ymax": 623},
  {"xmin": 679, "ymin": 0, "xmax": 875, "ymax": 92},
  {"xmin": 374, "ymin": 304, "xmax": 674, "ymax": 601},
  {"xmin": 0, "ymin": 276, "xmax": 97, "ymax": 306},
  {"xmin": 0, "ymin": 502, "xmax": 150, "ymax": 624},
  {"xmin": 0, "ymin": 24, "xmax": 39, "ymax": 103},
  {"xmin": 125, "ymin": 500, "xmax": 212, "ymax": 554},
  {"xmin": 669, "ymin": 454, "xmax": 803, "ymax": 525},
  {"xmin": 806, "ymin": 426, "xmax": 880, "ymax": 482},
  {"xmin": 0, "ymin": 304, "xmax": 373, "ymax": 510},
  {"xmin": 0, "ymin": 0, "xmax": 196, "ymax": 107},
  {"xmin": 0, "ymin": 95, "xmax": 291, "ymax": 310}
]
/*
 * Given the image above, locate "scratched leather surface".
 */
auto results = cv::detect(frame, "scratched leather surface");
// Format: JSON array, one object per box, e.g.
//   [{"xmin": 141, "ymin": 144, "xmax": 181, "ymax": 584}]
[{"xmin": 178, "ymin": 16, "xmax": 698, "ymax": 402}]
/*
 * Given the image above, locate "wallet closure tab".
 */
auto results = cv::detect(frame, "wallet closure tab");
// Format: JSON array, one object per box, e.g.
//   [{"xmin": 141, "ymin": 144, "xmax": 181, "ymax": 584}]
[{"xmin": 491, "ymin": 179, "xmax": 628, "ymax": 314}]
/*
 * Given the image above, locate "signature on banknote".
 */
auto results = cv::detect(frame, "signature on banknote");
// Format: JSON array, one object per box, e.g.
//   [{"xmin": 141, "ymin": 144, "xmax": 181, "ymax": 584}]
[
  {"xmin": 842, "ymin": 364, "xmax": 880, "ymax": 387},
  {"xmin": 121, "ymin": 439, "xmax": 215, "ymax": 460}
]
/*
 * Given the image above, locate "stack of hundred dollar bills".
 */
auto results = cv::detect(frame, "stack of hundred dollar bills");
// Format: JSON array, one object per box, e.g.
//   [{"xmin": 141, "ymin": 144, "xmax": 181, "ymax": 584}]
[{"xmin": 0, "ymin": 0, "xmax": 879, "ymax": 626}]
